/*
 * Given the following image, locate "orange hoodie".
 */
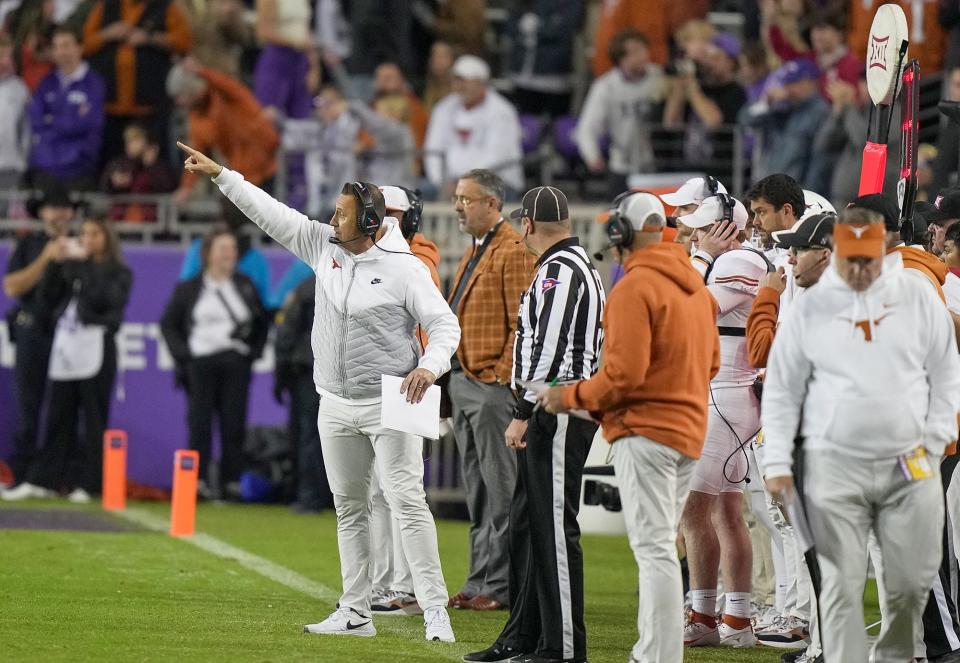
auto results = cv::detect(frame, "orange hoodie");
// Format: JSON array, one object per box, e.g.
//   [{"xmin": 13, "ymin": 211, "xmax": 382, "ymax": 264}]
[
  {"xmin": 746, "ymin": 286, "xmax": 781, "ymax": 369},
  {"xmin": 410, "ymin": 233, "xmax": 441, "ymax": 348},
  {"xmin": 410, "ymin": 233, "xmax": 441, "ymax": 288},
  {"xmin": 560, "ymin": 243, "xmax": 720, "ymax": 458},
  {"xmin": 892, "ymin": 245, "xmax": 946, "ymax": 302}
]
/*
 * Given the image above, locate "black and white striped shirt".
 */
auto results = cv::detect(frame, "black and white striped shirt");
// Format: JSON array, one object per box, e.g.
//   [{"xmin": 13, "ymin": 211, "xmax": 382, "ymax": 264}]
[{"xmin": 512, "ymin": 237, "xmax": 606, "ymax": 420}]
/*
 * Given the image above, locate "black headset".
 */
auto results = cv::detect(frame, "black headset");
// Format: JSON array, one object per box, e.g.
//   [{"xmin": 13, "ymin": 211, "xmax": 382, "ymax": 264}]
[
  {"xmin": 397, "ymin": 186, "xmax": 423, "ymax": 238},
  {"xmin": 350, "ymin": 181, "xmax": 383, "ymax": 236},
  {"xmin": 706, "ymin": 175, "xmax": 735, "ymax": 225},
  {"xmin": 605, "ymin": 190, "xmax": 636, "ymax": 250}
]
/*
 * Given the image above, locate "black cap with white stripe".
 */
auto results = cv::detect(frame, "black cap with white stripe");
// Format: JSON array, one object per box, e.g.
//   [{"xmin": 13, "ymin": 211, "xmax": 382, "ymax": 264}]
[{"xmin": 510, "ymin": 186, "xmax": 569, "ymax": 223}]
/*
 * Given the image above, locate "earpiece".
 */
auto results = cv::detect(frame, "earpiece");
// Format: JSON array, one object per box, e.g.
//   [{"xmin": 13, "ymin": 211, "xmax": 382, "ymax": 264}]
[
  {"xmin": 604, "ymin": 190, "xmax": 635, "ymax": 251},
  {"xmin": 351, "ymin": 182, "xmax": 383, "ymax": 236},
  {"xmin": 397, "ymin": 186, "xmax": 423, "ymax": 237},
  {"xmin": 706, "ymin": 175, "xmax": 734, "ymax": 224}
]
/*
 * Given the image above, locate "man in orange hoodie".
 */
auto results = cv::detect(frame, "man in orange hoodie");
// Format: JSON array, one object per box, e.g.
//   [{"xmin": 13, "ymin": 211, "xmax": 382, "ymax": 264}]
[
  {"xmin": 539, "ymin": 191, "xmax": 720, "ymax": 663},
  {"xmin": 166, "ymin": 58, "xmax": 279, "ymax": 204}
]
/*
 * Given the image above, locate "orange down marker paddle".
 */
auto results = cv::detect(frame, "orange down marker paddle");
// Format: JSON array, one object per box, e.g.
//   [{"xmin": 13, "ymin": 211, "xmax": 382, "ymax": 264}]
[
  {"xmin": 170, "ymin": 450, "xmax": 199, "ymax": 537},
  {"xmin": 102, "ymin": 430, "xmax": 127, "ymax": 511}
]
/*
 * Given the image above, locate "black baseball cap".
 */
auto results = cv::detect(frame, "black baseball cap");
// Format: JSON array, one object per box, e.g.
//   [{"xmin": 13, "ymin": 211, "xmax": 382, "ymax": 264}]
[
  {"xmin": 27, "ymin": 185, "xmax": 78, "ymax": 219},
  {"xmin": 914, "ymin": 200, "xmax": 948, "ymax": 226},
  {"xmin": 935, "ymin": 189, "xmax": 960, "ymax": 222},
  {"xmin": 772, "ymin": 212, "xmax": 836, "ymax": 249},
  {"xmin": 848, "ymin": 193, "xmax": 901, "ymax": 231},
  {"xmin": 510, "ymin": 186, "xmax": 569, "ymax": 222}
]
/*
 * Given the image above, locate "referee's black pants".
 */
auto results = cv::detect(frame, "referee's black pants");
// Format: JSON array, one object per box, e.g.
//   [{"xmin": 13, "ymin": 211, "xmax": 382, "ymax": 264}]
[
  {"xmin": 921, "ymin": 453, "xmax": 960, "ymax": 658},
  {"xmin": 186, "ymin": 350, "xmax": 252, "ymax": 490},
  {"xmin": 497, "ymin": 410, "xmax": 597, "ymax": 662}
]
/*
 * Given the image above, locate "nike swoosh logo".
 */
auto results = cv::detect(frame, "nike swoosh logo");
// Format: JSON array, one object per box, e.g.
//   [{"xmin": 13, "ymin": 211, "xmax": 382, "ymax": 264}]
[{"xmin": 346, "ymin": 620, "xmax": 370, "ymax": 630}]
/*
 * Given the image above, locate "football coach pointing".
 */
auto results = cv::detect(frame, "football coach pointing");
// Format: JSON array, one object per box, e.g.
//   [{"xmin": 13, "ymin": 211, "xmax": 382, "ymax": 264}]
[{"xmin": 177, "ymin": 142, "xmax": 462, "ymax": 643}]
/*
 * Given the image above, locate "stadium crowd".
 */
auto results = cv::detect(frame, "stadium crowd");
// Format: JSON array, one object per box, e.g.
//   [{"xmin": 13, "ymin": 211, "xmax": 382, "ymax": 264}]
[
  {"xmin": 2, "ymin": 0, "xmax": 960, "ymax": 212},
  {"xmin": 6, "ymin": 1, "xmax": 960, "ymax": 663}
]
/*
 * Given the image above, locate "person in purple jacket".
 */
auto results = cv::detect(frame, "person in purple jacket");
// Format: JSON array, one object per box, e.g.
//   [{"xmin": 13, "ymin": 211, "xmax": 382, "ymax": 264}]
[{"xmin": 28, "ymin": 26, "xmax": 106, "ymax": 191}]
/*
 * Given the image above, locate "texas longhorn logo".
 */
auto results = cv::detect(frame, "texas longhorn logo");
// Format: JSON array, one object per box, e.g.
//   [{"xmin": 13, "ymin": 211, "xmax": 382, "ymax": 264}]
[
  {"xmin": 868, "ymin": 34, "xmax": 889, "ymax": 70},
  {"xmin": 840, "ymin": 307, "xmax": 894, "ymax": 342}
]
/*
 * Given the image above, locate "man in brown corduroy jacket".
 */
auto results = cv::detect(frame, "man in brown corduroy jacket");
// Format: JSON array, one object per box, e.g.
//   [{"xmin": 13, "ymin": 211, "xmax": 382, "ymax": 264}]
[{"xmin": 446, "ymin": 168, "xmax": 536, "ymax": 612}]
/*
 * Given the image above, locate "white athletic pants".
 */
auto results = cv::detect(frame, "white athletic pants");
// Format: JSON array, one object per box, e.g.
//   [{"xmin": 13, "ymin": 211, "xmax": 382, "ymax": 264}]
[
  {"xmin": 804, "ymin": 449, "xmax": 943, "ymax": 663},
  {"xmin": 612, "ymin": 435, "xmax": 694, "ymax": 663},
  {"xmin": 318, "ymin": 397, "xmax": 446, "ymax": 613},
  {"xmin": 369, "ymin": 467, "xmax": 414, "ymax": 594},
  {"xmin": 751, "ymin": 443, "xmax": 814, "ymax": 620}
]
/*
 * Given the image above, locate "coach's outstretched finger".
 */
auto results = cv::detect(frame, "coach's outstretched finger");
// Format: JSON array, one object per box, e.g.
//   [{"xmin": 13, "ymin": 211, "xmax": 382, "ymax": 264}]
[{"xmin": 176, "ymin": 141, "xmax": 223, "ymax": 178}]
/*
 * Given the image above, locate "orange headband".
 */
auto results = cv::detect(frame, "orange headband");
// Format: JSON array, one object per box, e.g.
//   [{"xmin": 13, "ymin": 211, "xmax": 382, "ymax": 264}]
[{"xmin": 833, "ymin": 223, "xmax": 885, "ymax": 258}]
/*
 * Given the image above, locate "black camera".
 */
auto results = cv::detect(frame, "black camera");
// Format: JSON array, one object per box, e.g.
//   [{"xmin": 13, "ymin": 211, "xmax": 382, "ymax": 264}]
[
  {"xmin": 231, "ymin": 320, "xmax": 254, "ymax": 344},
  {"xmin": 583, "ymin": 479, "xmax": 622, "ymax": 512}
]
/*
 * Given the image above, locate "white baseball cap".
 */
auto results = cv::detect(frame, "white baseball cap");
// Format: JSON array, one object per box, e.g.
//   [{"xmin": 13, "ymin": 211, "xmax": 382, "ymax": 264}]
[
  {"xmin": 451, "ymin": 55, "xmax": 490, "ymax": 82},
  {"xmin": 615, "ymin": 192, "xmax": 666, "ymax": 231},
  {"xmin": 678, "ymin": 195, "xmax": 749, "ymax": 230},
  {"xmin": 380, "ymin": 185, "xmax": 411, "ymax": 212},
  {"xmin": 802, "ymin": 189, "xmax": 836, "ymax": 216},
  {"xmin": 661, "ymin": 177, "xmax": 728, "ymax": 207}
]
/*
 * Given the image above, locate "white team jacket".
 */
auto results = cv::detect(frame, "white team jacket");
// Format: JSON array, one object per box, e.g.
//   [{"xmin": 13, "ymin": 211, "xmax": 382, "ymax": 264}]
[
  {"xmin": 214, "ymin": 168, "xmax": 461, "ymax": 404},
  {"xmin": 760, "ymin": 252, "xmax": 960, "ymax": 479}
]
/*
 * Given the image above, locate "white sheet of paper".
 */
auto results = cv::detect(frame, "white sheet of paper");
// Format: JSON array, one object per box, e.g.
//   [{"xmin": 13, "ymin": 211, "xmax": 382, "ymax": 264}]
[{"xmin": 380, "ymin": 374, "xmax": 441, "ymax": 439}]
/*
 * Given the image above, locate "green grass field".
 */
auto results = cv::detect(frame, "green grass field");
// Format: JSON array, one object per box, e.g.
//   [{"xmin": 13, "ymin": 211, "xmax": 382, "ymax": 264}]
[{"xmin": 0, "ymin": 501, "xmax": 880, "ymax": 662}]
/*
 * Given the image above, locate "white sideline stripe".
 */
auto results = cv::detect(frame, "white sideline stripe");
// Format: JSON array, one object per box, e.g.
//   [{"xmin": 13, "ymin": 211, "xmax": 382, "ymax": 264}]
[{"xmin": 116, "ymin": 508, "xmax": 461, "ymax": 661}]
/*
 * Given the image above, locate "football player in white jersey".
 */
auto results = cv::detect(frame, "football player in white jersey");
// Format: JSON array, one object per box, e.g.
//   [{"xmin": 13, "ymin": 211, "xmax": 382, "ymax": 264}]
[{"xmin": 680, "ymin": 193, "xmax": 770, "ymax": 648}]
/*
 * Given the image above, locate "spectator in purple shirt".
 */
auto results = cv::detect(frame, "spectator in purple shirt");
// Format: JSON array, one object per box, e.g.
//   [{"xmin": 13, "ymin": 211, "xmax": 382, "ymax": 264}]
[{"xmin": 27, "ymin": 26, "xmax": 105, "ymax": 191}]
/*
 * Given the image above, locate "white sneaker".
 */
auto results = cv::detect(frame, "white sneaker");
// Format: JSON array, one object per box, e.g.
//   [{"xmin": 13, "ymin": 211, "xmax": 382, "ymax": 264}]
[
  {"xmin": 683, "ymin": 619, "xmax": 720, "ymax": 647},
  {"xmin": 1, "ymin": 482, "xmax": 55, "ymax": 501},
  {"xmin": 719, "ymin": 621, "xmax": 756, "ymax": 648},
  {"xmin": 424, "ymin": 606, "xmax": 455, "ymax": 642},
  {"xmin": 757, "ymin": 615, "xmax": 809, "ymax": 649},
  {"xmin": 752, "ymin": 603, "xmax": 779, "ymax": 632},
  {"xmin": 67, "ymin": 488, "xmax": 92, "ymax": 504},
  {"xmin": 372, "ymin": 590, "xmax": 422, "ymax": 616},
  {"xmin": 303, "ymin": 607, "xmax": 376, "ymax": 637}
]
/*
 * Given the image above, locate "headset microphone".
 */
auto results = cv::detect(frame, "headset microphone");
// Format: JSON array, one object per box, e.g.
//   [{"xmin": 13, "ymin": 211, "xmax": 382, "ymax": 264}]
[
  {"xmin": 593, "ymin": 245, "xmax": 613, "ymax": 261},
  {"xmin": 329, "ymin": 234, "xmax": 372, "ymax": 246},
  {"xmin": 790, "ymin": 251, "xmax": 830, "ymax": 282}
]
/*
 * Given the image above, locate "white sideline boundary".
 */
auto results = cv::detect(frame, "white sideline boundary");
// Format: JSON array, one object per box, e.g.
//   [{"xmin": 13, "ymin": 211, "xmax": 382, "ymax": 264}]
[{"xmin": 117, "ymin": 507, "xmax": 462, "ymax": 661}]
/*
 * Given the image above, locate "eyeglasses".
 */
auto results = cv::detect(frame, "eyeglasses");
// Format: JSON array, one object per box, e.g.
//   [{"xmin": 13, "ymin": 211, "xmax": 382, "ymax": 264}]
[{"xmin": 451, "ymin": 195, "xmax": 489, "ymax": 207}]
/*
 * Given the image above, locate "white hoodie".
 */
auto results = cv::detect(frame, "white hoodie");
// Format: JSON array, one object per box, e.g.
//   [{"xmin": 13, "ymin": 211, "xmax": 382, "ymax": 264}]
[
  {"xmin": 760, "ymin": 252, "xmax": 960, "ymax": 479},
  {"xmin": 214, "ymin": 168, "xmax": 461, "ymax": 405}
]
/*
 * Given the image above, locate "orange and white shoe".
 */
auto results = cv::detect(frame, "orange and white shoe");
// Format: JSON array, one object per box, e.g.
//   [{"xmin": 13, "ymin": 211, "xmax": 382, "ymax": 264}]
[
  {"xmin": 719, "ymin": 620, "xmax": 756, "ymax": 648},
  {"xmin": 683, "ymin": 616, "xmax": 720, "ymax": 647}
]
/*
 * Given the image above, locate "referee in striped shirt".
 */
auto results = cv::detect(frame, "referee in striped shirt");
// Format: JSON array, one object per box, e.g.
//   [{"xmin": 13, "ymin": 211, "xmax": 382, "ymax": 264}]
[{"xmin": 465, "ymin": 186, "xmax": 605, "ymax": 663}]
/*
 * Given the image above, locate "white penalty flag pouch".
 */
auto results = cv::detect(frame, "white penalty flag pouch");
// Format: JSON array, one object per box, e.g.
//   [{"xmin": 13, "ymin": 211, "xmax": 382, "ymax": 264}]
[
  {"xmin": 49, "ymin": 297, "xmax": 105, "ymax": 381},
  {"xmin": 381, "ymin": 374, "xmax": 441, "ymax": 440}
]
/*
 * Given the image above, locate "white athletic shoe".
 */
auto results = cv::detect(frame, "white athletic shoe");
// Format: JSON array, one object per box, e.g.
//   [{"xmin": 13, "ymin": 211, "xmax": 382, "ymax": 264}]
[
  {"xmin": 1, "ymin": 482, "xmax": 55, "ymax": 501},
  {"xmin": 424, "ymin": 606, "xmax": 455, "ymax": 642},
  {"xmin": 683, "ymin": 619, "xmax": 720, "ymax": 647},
  {"xmin": 304, "ymin": 607, "xmax": 376, "ymax": 637},
  {"xmin": 372, "ymin": 590, "xmax": 422, "ymax": 616},
  {"xmin": 67, "ymin": 488, "xmax": 92, "ymax": 504},
  {"xmin": 757, "ymin": 615, "xmax": 809, "ymax": 649},
  {"xmin": 752, "ymin": 604, "xmax": 780, "ymax": 632},
  {"xmin": 719, "ymin": 621, "xmax": 757, "ymax": 648}
]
